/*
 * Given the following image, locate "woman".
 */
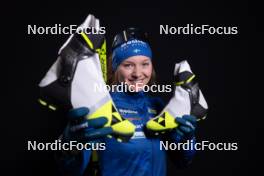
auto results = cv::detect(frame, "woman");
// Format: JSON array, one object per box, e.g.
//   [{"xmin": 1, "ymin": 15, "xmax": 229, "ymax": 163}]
[{"xmin": 57, "ymin": 28, "xmax": 197, "ymax": 176}]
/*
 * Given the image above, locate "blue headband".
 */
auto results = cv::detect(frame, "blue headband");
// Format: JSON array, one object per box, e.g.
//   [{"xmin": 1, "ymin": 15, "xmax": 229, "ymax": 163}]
[{"xmin": 112, "ymin": 39, "xmax": 152, "ymax": 70}]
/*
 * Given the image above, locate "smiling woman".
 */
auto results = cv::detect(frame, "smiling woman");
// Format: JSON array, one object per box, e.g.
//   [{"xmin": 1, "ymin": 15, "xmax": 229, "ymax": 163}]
[
  {"xmin": 53, "ymin": 24, "xmax": 202, "ymax": 176},
  {"xmin": 108, "ymin": 28, "xmax": 157, "ymax": 89},
  {"xmin": 113, "ymin": 53, "xmax": 153, "ymax": 92}
]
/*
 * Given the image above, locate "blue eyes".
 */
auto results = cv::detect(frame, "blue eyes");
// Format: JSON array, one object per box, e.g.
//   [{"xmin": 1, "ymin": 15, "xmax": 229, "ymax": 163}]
[
  {"xmin": 123, "ymin": 63, "xmax": 149, "ymax": 68},
  {"xmin": 143, "ymin": 63, "xmax": 149, "ymax": 66},
  {"xmin": 124, "ymin": 64, "xmax": 132, "ymax": 68}
]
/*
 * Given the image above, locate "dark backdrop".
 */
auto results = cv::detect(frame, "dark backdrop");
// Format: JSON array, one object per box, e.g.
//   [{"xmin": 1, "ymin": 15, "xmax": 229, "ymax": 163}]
[{"xmin": 5, "ymin": 1, "xmax": 256, "ymax": 176}]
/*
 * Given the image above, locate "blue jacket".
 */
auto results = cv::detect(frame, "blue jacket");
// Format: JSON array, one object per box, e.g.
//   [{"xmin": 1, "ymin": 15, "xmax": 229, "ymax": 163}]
[{"xmin": 57, "ymin": 91, "xmax": 196, "ymax": 176}]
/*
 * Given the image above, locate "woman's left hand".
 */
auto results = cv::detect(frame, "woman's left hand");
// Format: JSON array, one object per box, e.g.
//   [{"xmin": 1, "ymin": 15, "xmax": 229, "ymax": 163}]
[{"xmin": 171, "ymin": 115, "xmax": 197, "ymax": 142}]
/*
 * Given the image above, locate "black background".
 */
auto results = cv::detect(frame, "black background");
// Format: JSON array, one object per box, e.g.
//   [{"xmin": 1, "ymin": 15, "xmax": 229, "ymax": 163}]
[{"xmin": 5, "ymin": 1, "xmax": 256, "ymax": 176}]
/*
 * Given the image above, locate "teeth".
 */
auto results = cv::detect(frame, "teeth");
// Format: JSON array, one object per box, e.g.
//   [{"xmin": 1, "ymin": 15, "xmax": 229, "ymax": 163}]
[{"xmin": 131, "ymin": 80, "xmax": 143, "ymax": 84}]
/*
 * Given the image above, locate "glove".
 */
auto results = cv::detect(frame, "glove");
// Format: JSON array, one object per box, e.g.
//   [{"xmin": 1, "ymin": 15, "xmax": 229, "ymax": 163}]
[
  {"xmin": 62, "ymin": 107, "xmax": 113, "ymax": 143},
  {"xmin": 170, "ymin": 115, "xmax": 197, "ymax": 142}
]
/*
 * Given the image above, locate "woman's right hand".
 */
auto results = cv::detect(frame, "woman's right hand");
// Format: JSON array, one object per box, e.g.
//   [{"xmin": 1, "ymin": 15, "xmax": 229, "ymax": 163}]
[{"xmin": 62, "ymin": 107, "xmax": 113, "ymax": 143}]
